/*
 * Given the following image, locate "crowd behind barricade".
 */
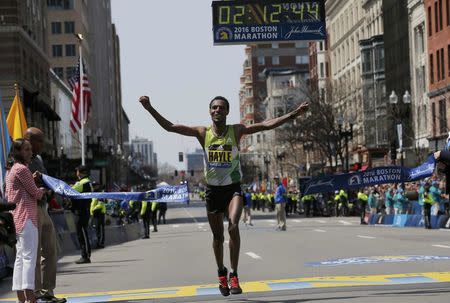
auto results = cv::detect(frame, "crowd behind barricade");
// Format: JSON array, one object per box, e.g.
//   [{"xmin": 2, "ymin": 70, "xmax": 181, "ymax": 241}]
[
  {"xmin": 229, "ymin": 177, "xmax": 450, "ymax": 230},
  {"xmin": 0, "ymin": 128, "xmax": 173, "ymax": 303}
]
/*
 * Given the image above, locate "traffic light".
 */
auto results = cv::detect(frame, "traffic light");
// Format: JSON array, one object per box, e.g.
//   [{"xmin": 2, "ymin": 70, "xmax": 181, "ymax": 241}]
[
  {"xmin": 174, "ymin": 170, "xmax": 178, "ymax": 176},
  {"xmin": 178, "ymin": 152, "xmax": 184, "ymax": 162}
]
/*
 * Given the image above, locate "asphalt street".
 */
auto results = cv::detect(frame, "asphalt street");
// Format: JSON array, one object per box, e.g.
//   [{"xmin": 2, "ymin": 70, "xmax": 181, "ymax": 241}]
[{"xmin": 1, "ymin": 200, "xmax": 450, "ymax": 302}]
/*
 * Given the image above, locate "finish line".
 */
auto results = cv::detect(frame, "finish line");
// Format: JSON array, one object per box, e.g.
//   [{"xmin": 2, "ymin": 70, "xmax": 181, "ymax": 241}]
[{"xmin": 1, "ymin": 272, "xmax": 450, "ymax": 303}]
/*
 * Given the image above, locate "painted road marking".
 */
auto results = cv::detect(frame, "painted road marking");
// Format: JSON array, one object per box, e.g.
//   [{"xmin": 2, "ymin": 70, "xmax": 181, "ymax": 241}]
[
  {"xmin": 183, "ymin": 208, "xmax": 198, "ymax": 223},
  {"xmin": 225, "ymin": 240, "xmax": 229, "ymax": 245},
  {"xmin": 433, "ymin": 244, "xmax": 450, "ymax": 249},
  {"xmin": 315, "ymin": 220, "xmax": 326, "ymax": 223},
  {"xmin": 266, "ymin": 219, "xmax": 276, "ymax": 223},
  {"xmin": 293, "ymin": 219, "xmax": 302, "ymax": 223},
  {"xmin": 357, "ymin": 235, "xmax": 376, "ymax": 239},
  {"xmin": 339, "ymin": 220, "xmax": 352, "ymax": 225},
  {"xmin": 2, "ymin": 272, "xmax": 450, "ymax": 303},
  {"xmin": 245, "ymin": 252, "xmax": 262, "ymax": 260},
  {"xmin": 314, "ymin": 229, "xmax": 327, "ymax": 233},
  {"xmin": 172, "ymin": 225, "xmax": 180, "ymax": 228}
]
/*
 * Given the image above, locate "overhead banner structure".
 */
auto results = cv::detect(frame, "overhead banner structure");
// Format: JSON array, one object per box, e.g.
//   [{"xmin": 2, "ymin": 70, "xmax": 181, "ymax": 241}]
[
  {"xmin": 301, "ymin": 156, "xmax": 436, "ymax": 195},
  {"xmin": 42, "ymin": 174, "xmax": 189, "ymax": 203}
]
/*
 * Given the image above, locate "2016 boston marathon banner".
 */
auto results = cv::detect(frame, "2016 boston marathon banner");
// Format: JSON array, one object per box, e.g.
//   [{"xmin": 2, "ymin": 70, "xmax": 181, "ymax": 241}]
[
  {"xmin": 42, "ymin": 174, "xmax": 189, "ymax": 203},
  {"xmin": 301, "ymin": 155, "xmax": 436, "ymax": 195}
]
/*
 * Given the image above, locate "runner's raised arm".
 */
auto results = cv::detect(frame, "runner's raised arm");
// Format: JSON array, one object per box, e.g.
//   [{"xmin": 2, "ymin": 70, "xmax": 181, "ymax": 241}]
[{"xmin": 139, "ymin": 96, "xmax": 205, "ymax": 139}]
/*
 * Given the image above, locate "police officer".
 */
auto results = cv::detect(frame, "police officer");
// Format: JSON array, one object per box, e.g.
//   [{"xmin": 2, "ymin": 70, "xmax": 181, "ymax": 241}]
[
  {"xmin": 357, "ymin": 189, "xmax": 368, "ymax": 224},
  {"xmin": 422, "ymin": 182, "xmax": 433, "ymax": 229},
  {"xmin": 71, "ymin": 165, "xmax": 93, "ymax": 264},
  {"xmin": 140, "ymin": 200, "xmax": 152, "ymax": 239},
  {"xmin": 90, "ymin": 191, "xmax": 106, "ymax": 249}
]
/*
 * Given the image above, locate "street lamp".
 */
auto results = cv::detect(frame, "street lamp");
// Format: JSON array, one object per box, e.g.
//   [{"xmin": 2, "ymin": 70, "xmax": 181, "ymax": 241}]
[
  {"xmin": 263, "ymin": 154, "xmax": 271, "ymax": 182},
  {"xmin": 337, "ymin": 114, "xmax": 354, "ymax": 172}
]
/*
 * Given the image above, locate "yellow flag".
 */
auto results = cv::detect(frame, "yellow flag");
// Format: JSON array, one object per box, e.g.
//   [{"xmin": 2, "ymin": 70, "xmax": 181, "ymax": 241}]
[{"xmin": 6, "ymin": 92, "xmax": 28, "ymax": 140}]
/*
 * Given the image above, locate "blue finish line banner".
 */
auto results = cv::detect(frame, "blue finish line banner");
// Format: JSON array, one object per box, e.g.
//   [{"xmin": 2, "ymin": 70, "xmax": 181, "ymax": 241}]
[
  {"xmin": 42, "ymin": 175, "xmax": 189, "ymax": 203},
  {"xmin": 302, "ymin": 156, "xmax": 436, "ymax": 195}
]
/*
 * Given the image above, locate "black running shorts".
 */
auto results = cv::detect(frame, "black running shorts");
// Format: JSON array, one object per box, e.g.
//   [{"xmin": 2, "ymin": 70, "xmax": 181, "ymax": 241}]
[{"xmin": 205, "ymin": 183, "xmax": 243, "ymax": 214}]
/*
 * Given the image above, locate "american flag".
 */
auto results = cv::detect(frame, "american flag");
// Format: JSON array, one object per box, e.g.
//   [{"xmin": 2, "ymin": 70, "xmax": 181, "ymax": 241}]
[{"xmin": 69, "ymin": 56, "xmax": 91, "ymax": 134}]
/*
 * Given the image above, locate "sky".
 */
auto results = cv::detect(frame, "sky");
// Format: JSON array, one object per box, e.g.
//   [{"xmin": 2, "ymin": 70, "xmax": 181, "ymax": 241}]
[{"xmin": 111, "ymin": 0, "xmax": 245, "ymax": 170}]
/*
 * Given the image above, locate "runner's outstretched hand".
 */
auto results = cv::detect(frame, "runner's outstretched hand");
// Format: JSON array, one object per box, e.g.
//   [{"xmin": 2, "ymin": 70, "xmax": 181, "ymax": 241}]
[
  {"xmin": 292, "ymin": 102, "xmax": 309, "ymax": 118},
  {"xmin": 139, "ymin": 96, "xmax": 151, "ymax": 110}
]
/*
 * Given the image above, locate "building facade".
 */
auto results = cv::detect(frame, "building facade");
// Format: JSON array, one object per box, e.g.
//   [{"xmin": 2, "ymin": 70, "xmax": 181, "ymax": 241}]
[
  {"xmin": 46, "ymin": 0, "xmax": 128, "ymax": 154},
  {"xmin": 408, "ymin": 0, "xmax": 430, "ymax": 162},
  {"xmin": 326, "ymin": 0, "xmax": 366, "ymax": 166},
  {"xmin": 186, "ymin": 148, "xmax": 204, "ymax": 172},
  {"xmin": 239, "ymin": 42, "xmax": 310, "ymax": 152},
  {"xmin": 0, "ymin": 0, "xmax": 61, "ymax": 144},
  {"xmin": 130, "ymin": 137, "xmax": 157, "ymax": 169},
  {"xmin": 425, "ymin": 0, "xmax": 450, "ymax": 150}
]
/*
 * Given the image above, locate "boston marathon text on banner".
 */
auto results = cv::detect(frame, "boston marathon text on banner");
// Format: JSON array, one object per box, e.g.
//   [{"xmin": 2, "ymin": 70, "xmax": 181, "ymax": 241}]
[
  {"xmin": 42, "ymin": 174, "xmax": 189, "ymax": 203},
  {"xmin": 301, "ymin": 155, "xmax": 436, "ymax": 195}
]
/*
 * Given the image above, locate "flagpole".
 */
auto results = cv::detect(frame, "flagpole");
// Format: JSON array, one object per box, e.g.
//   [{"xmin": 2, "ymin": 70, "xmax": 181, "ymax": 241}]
[{"xmin": 76, "ymin": 34, "xmax": 85, "ymax": 165}]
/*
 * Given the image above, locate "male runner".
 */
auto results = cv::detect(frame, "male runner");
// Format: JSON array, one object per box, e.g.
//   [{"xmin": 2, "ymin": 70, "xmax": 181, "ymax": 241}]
[{"xmin": 139, "ymin": 95, "xmax": 308, "ymax": 296}]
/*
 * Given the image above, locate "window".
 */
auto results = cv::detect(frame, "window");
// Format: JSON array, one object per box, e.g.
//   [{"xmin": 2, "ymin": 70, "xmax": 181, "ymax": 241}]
[
  {"xmin": 326, "ymin": 62, "xmax": 330, "ymax": 77},
  {"xmin": 439, "ymin": 0, "xmax": 443, "ymax": 31},
  {"xmin": 65, "ymin": 44, "xmax": 76, "ymax": 56},
  {"xmin": 53, "ymin": 67, "xmax": 63, "ymax": 79},
  {"xmin": 439, "ymin": 99, "xmax": 447, "ymax": 134},
  {"xmin": 47, "ymin": 0, "xmax": 74, "ymax": 9},
  {"xmin": 430, "ymin": 54, "xmax": 434, "ymax": 84},
  {"xmin": 256, "ymin": 134, "xmax": 261, "ymax": 143},
  {"xmin": 51, "ymin": 22, "xmax": 61, "ymax": 34},
  {"xmin": 65, "ymin": 66, "xmax": 77, "ymax": 79},
  {"xmin": 435, "ymin": 1, "xmax": 439, "ymax": 33},
  {"xmin": 52, "ymin": 44, "xmax": 62, "ymax": 57},
  {"xmin": 272, "ymin": 56, "xmax": 280, "ymax": 65},
  {"xmin": 428, "ymin": 6, "xmax": 432, "ymax": 36},
  {"xmin": 441, "ymin": 47, "xmax": 445, "ymax": 80},
  {"xmin": 64, "ymin": 21, "xmax": 75, "ymax": 33},
  {"xmin": 319, "ymin": 41, "xmax": 323, "ymax": 51},
  {"xmin": 448, "ymin": 44, "xmax": 450, "ymax": 76},
  {"xmin": 447, "ymin": 0, "xmax": 450, "ymax": 26},
  {"xmin": 374, "ymin": 46, "xmax": 384, "ymax": 71},
  {"xmin": 257, "ymin": 56, "xmax": 265, "ymax": 65},
  {"xmin": 295, "ymin": 55, "xmax": 308, "ymax": 64},
  {"xmin": 320, "ymin": 62, "xmax": 324, "ymax": 78},
  {"xmin": 361, "ymin": 49, "xmax": 372, "ymax": 73},
  {"xmin": 432, "ymin": 102, "xmax": 437, "ymax": 135}
]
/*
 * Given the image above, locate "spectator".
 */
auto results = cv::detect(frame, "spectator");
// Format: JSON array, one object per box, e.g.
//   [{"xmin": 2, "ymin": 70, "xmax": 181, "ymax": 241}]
[
  {"xmin": 242, "ymin": 188, "xmax": 252, "ymax": 226},
  {"xmin": 274, "ymin": 176, "xmax": 287, "ymax": 231},
  {"xmin": 6, "ymin": 139, "xmax": 44, "ymax": 303},
  {"xmin": 24, "ymin": 127, "xmax": 66, "ymax": 303}
]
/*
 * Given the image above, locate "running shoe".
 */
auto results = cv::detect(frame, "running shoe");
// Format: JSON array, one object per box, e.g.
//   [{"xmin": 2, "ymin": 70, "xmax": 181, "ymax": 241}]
[
  {"xmin": 218, "ymin": 267, "xmax": 230, "ymax": 296},
  {"xmin": 229, "ymin": 272, "xmax": 242, "ymax": 294}
]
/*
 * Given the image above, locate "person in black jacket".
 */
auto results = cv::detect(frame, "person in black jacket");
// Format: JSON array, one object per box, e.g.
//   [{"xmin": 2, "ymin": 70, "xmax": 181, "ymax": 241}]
[
  {"xmin": 434, "ymin": 150, "xmax": 450, "ymax": 194},
  {"xmin": 71, "ymin": 166, "xmax": 93, "ymax": 264}
]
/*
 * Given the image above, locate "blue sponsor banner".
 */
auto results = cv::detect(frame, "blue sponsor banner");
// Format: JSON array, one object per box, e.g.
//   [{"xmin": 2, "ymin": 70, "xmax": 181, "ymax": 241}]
[
  {"xmin": 42, "ymin": 174, "xmax": 189, "ymax": 203},
  {"xmin": 302, "ymin": 156, "xmax": 436, "ymax": 195},
  {"xmin": 213, "ymin": 22, "xmax": 326, "ymax": 44},
  {"xmin": 306, "ymin": 255, "xmax": 450, "ymax": 267},
  {"xmin": 393, "ymin": 214, "xmax": 408, "ymax": 227}
]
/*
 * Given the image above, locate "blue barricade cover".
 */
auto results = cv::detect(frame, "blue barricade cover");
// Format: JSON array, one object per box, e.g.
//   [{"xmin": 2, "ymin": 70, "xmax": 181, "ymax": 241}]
[
  {"xmin": 302, "ymin": 156, "xmax": 436, "ymax": 195},
  {"xmin": 42, "ymin": 174, "xmax": 189, "ymax": 203}
]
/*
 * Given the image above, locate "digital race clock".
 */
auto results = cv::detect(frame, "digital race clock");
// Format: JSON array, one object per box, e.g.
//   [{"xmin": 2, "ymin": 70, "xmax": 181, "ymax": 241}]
[{"xmin": 212, "ymin": 0, "xmax": 326, "ymax": 45}]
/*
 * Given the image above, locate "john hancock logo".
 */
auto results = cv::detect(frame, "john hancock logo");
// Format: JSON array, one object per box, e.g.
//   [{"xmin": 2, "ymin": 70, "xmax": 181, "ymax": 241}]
[
  {"xmin": 216, "ymin": 27, "xmax": 233, "ymax": 41},
  {"xmin": 348, "ymin": 175, "xmax": 362, "ymax": 186}
]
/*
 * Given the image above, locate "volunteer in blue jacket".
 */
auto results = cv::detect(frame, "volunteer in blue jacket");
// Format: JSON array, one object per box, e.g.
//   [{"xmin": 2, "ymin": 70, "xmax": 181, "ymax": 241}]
[{"xmin": 274, "ymin": 177, "xmax": 287, "ymax": 231}]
